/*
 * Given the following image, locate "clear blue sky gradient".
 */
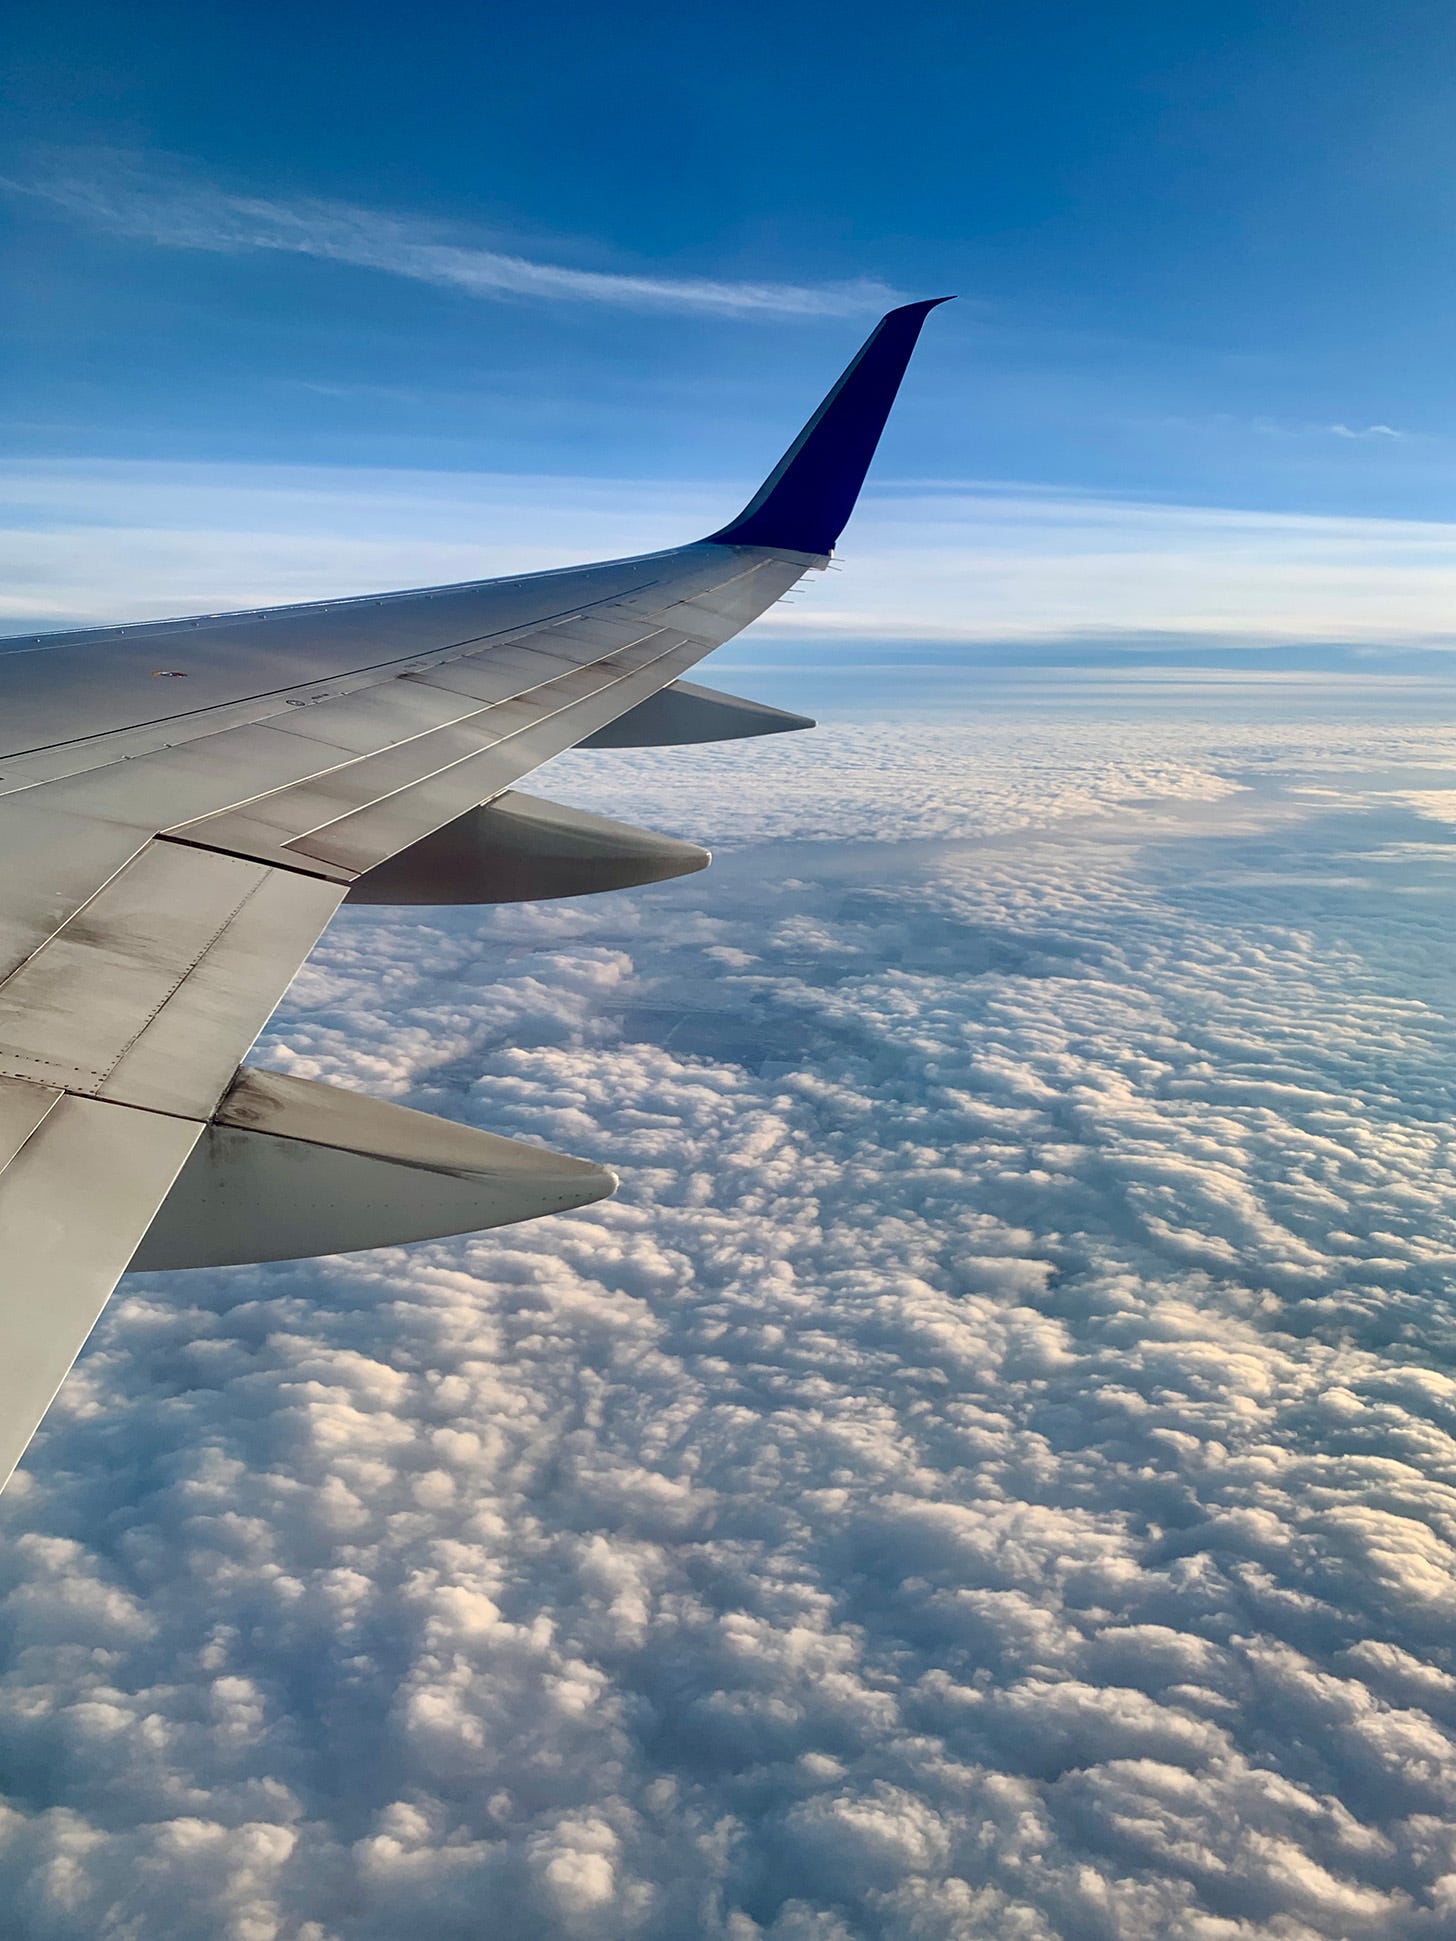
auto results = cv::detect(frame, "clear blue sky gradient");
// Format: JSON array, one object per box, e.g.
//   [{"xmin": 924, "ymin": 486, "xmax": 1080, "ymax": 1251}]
[{"xmin": 7, "ymin": 1, "xmax": 1456, "ymax": 518}]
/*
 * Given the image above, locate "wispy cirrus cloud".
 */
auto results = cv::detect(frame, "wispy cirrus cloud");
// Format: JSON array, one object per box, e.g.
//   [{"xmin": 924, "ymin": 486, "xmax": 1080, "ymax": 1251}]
[
  {"xmin": 5, "ymin": 154, "xmax": 898, "ymax": 320},
  {"xmin": 1328, "ymin": 421, "xmax": 1404, "ymax": 440}
]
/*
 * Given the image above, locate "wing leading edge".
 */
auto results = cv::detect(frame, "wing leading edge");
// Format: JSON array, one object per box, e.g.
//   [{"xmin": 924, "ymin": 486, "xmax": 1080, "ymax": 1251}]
[{"xmin": 0, "ymin": 296, "xmax": 949, "ymax": 1491}]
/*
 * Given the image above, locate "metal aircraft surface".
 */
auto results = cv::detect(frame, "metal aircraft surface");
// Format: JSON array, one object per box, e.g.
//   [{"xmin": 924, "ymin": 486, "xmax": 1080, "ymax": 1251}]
[{"xmin": 0, "ymin": 297, "xmax": 949, "ymax": 1491}]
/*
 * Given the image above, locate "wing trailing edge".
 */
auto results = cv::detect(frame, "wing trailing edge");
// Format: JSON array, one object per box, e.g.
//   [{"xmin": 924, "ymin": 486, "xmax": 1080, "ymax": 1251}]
[{"xmin": 705, "ymin": 296, "xmax": 953, "ymax": 557}]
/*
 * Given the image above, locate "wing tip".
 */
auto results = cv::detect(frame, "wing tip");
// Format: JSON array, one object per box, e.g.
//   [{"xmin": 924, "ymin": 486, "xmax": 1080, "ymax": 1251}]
[{"xmin": 705, "ymin": 293, "xmax": 952, "ymax": 556}]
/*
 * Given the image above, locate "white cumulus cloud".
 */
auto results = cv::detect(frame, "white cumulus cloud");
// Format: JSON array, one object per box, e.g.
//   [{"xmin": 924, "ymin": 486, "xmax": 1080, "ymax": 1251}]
[{"xmin": 3, "ymin": 714, "xmax": 1456, "ymax": 1935}]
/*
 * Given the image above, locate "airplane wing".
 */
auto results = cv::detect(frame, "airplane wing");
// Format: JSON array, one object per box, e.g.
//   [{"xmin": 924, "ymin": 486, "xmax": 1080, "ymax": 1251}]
[{"xmin": 0, "ymin": 296, "xmax": 949, "ymax": 1491}]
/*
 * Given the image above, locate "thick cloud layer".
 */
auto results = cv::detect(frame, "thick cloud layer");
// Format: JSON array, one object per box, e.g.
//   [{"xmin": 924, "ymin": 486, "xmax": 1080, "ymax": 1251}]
[{"xmin": 4, "ymin": 709, "xmax": 1456, "ymax": 1938}]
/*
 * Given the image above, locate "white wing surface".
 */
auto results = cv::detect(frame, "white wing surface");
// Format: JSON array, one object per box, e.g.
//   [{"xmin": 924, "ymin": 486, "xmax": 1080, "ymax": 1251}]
[{"xmin": 0, "ymin": 297, "xmax": 949, "ymax": 1489}]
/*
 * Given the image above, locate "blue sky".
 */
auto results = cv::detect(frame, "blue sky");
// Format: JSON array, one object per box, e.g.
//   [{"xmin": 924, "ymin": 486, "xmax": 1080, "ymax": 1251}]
[
  {"xmin": 8, "ymin": 0, "xmax": 1456, "ymax": 513},
  {"xmin": 12, "ymin": 3, "xmax": 1456, "ymax": 668}
]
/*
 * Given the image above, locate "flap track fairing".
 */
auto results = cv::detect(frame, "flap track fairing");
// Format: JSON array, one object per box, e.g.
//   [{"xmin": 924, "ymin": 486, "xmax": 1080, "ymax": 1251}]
[
  {"xmin": 134, "ymin": 1068, "xmax": 617, "ymax": 1270},
  {"xmin": 579, "ymin": 679, "xmax": 814, "ymax": 749},
  {"xmin": 345, "ymin": 790, "xmax": 709, "ymax": 906}
]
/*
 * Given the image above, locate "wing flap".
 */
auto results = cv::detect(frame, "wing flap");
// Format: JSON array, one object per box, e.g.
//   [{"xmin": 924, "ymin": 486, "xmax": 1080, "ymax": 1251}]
[
  {"xmin": 287, "ymin": 639, "xmax": 704, "ymax": 876},
  {"xmin": 163, "ymin": 621, "xmax": 713, "ymax": 877},
  {"xmin": 0, "ymin": 1076, "xmax": 64, "ymax": 1162},
  {"xmin": 91, "ymin": 862, "xmax": 346, "ymax": 1117},
  {"xmin": 0, "ymin": 841, "xmax": 343, "ymax": 1117},
  {"xmin": 0, "ymin": 806, "xmax": 154, "ymax": 985},
  {"xmin": 3, "ymin": 555, "xmax": 801, "ymax": 896},
  {"xmin": 0, "ymin": 1087, "xmax": 202, "ymax": 1490}
]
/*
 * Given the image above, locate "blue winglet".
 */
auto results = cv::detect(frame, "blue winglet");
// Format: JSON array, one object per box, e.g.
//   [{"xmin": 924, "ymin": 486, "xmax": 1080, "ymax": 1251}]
[{"xmin": 705, "ymin": 296, "xmax": 953, "ymax": 556}]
